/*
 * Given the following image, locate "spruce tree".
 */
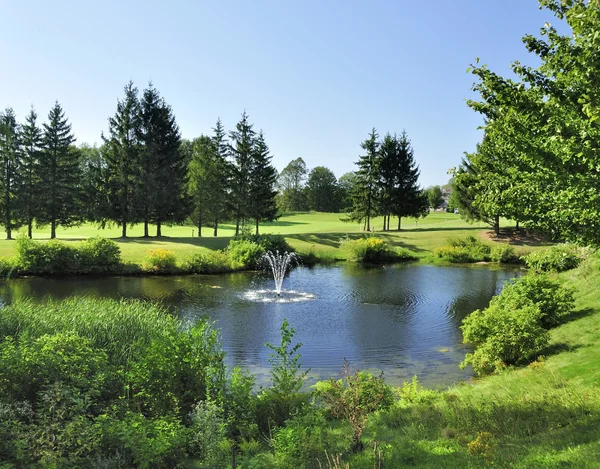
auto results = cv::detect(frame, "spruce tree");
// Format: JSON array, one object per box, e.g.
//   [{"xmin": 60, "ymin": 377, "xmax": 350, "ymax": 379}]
[
  {"xmin": 187, "ymin": 135, "xmax": 214, "ymax": 236},
  {"xmin": 210, "ymin": 118, "xmax": 230, "ymax": 236},
  {"xmin": 391, "ymin": 131, "xmax": 427, "ymax": 230},
  {"xmin": 19, "ymin": 107, "xmax": 43, "ymax": 238},
  {"xmin": 0, "ymin": 108, "xmax": 22, "ymax": 239},
  {"xmin": 248, "ymin": 131, "xmax": 278, "ymax": 234},
  {"xmin": 138, "ymin": 84, "xmax": 187, "ymax": 237},
  {"xmin": 39, "ymin": 102, "xmax": 81, "ymax": 238},
  {"xmin": 228, "ymin": 111, "xmax": 255, "ymax": 235},
  {"xmin": 350, "ymin": 129, "xmax": 380, "ymax": 231},
  {"xmin": 378, "ymin": 133, "xmax": 399, "ymax": 231},
  {"xmin": 102, "ymin": 81, "xmax": 141, "ymax": 237}
]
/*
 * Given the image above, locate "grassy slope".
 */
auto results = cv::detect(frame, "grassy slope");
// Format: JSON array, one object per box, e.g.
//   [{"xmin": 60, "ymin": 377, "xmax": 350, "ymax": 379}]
[
  {"xmin": 0, "ymin": 212, "xmax": 521, "ymax": 263},
  {"xmin": 348, "ymin": 257, "xmax": 600, "ymax": 468}
]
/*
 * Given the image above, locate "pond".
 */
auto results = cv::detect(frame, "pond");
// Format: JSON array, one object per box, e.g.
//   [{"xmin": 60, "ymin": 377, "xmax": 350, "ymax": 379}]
[{"xmin": 0, "ymin": 264, "xmax": 520, "ymax": 387}]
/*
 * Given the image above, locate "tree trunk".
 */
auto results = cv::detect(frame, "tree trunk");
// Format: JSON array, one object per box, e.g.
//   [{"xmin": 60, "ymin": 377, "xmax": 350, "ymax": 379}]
[
  {"xmin": 494, "ymin": 215, "xmax": 500, "ymax": 235},
  {"xmin": 156, "ymin": 220, "xmax": 162, "ymax": 237},
  {"xmin": 6, "ymin": 226, "xmax": 11, "ymax": 240},
  {"xmin": 255, "ymin": 218, "xmax": 259, "ymax": 235},
  {"xmin": 235, "ymin": 214, "xmax": 240, "ymax": 236},
  {"xmin": 51, "ymin": 220, "xmax": 56, "ymax": 239},
  {"xmin": 397, "ymin": 216, "xmax": 402, "ymax": 231},
  {"xmin": 197, "ymin": 220, "xmax": 202, "ymax": 237},
  {"xmin": 121, "ymin": 220, "xmax": 127, "ymax": 238},
  {"xmin": 144, "ymin": 220, "xmax": 149, "ymax": 238},
  {"xmin": 213, "ymin": 218, "xmax": 218, "ymax": 237},
  {"xmin": 28, "ymin": 221, "xmax": 32, "ymax": 239}
]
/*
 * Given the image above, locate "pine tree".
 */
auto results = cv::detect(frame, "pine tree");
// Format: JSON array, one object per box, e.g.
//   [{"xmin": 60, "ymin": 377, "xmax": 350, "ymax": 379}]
[
  {"xmin": 391, "ymin": 131, "xmax": 427, "ymax": 230},
  {"xmin": 210, "ymin": 118, "xmax": 230, "ymax": 236},
  {"xmin": 248, "ymin": 131, "xmax": 278, "ymax": 234},
  {"xmin": 39, "ymin": 102, "xmax": 81, "ymax": 239},
  {"xmin": 19, "ymin": 107, "xmax": 43, "ymax": 238},
  {"xmin": 138, "ymin": 84, "xmax": 187, "ymax": 237},
  {"xmin": 228, "ymin": 112, "xmax": 255, "ymax": 235},
  {"xmin": 188, "ymin": 135, "xmax": 214, "ymax": 236},
  {"xmin": 0, "ymin": 108, "xmax": 22, "ymax": 239},
  {"xmin": 102, "ymin": 81, "xmax": 141, "ymax": 237},
  {"xmin": 378, "ymin": 133, "xmax": 398, "ymax": 231},
  {"xmin": 350, "ymin": 129, "xmax": 380, "ymax": 231}
]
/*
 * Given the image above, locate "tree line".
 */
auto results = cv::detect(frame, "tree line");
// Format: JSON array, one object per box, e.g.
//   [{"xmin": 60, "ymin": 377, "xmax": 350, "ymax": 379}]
[
  {"xmin": 344, "ymin": 129, "xmax": 428, "ymax": 231},
  {"xmin": 0, "ymin": 82, "xmax": 280, "ymax": 239},
  {"xmin": 453, "ymin": 0, "xmax": 600, "ymax": 245}
]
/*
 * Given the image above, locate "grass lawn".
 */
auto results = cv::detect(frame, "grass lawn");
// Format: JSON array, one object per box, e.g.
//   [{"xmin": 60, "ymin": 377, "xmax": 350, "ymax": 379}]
[{"xmin": 0, "ymin": 212, "xmax": 530, "ymax": 264}]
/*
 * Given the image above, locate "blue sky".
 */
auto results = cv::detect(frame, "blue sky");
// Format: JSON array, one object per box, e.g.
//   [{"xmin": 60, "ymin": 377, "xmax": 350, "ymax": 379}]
[{"xmin": 1, "ymin": 1, "xmax": 562, "ymax": 187}]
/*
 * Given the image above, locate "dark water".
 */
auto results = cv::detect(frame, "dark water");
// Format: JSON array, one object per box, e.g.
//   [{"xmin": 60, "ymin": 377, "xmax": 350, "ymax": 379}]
[{"xmin": 0, "ymin": 264, "xmax": 520, "ymax": 387}]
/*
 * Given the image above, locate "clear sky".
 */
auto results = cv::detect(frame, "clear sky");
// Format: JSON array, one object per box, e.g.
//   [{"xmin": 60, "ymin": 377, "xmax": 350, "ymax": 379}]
[{"xmin": 1, "ymin": 1, "xmax": 563, "ymax": 187}]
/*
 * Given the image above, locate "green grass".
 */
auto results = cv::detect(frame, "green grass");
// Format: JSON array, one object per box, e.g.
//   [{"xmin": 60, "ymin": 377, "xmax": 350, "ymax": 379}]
[
  {"xmin": 0, "ymin": 212, "xmax": 527, "ymax": 265},
  {"xmin": 339, "ymin": 254, "xmax": 600, "ymax": 468}
]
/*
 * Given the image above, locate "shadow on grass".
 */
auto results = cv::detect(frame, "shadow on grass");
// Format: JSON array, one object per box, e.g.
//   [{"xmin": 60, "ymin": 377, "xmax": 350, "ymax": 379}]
[
  {"xmin": 286, "ymin": 232, "xmax": 426, "ymax": 253},
  {"xmin": 116, "ymin": 236, "xmax": 231, "ymax": 250},
  {"xmin": 560, "ymin": 307, "xmax": 595, "ymax": 323}
]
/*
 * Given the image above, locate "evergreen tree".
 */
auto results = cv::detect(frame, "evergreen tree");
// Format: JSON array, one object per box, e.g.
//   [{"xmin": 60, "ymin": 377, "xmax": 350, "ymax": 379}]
[
  {"xmin": 188, "ymin": 135, "xmax": 214, "ymax": 236},
  {"xmin": 0, "ymin": 108, "xmax": 22, "ymax": 239},
  {"xmin": 391, "ymin": 131, "xmax": 427, "ymax": 230},
  {"xmin": 248, "ymin": 131, "xmax": 278, "ymax": 234},
  {"xmin": 350, "ymin": 129, "xmax": 380, "ymax": 231},
  {"xmin": 377, "ymin": 133, "xmax": 398, "ymax": 231},
  {"xmin": 102, "ymin": 81, "xmax": 141, "ymax": 237},
  {"xmin": 19, "ymin": 107, "xmax": 43, "ymax": 238},
  {"xmin": 138, "ymin": 84, "xmax": 187, "ymax": 237},
  {"xmin": 228, "ymin": 112, "xmax": 255, "ymax": 235},
  {"xmin": 209, "ymin": 118, "xmax": 231, "ymax": 236},
  {"xmin": 39, "ymin": 102, "xmax": 81, "ymax": 239},
  {"xmin": 79, "ymin": 144, "xmax": 107, "ymax": 226}
]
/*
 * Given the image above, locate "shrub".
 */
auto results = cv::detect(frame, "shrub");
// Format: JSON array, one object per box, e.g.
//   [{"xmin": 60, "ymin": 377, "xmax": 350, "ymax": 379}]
[
  {"xmin": 15, "ymin": 236, "xmax": 122, "ymax": 275},
  {"xmin": 490, "ymin": 243, "xmax": 517, "ymax": 263},
  {"xmin": 523, "ymin": 244, "xmax": 582, "ymax": 272},
  {"xmin": 272, "ymin": 410, "xmax": 349, "ymax": 469},
  {"xmin": 499, "ymin": 274, "xmax": 575, "ymax": 328},
  {"xmin": 314, "ymin": 360, "xmax": 395, "ymax": 451},
  {"xmin": 434, "ymin": 236, "xmax": 491, "ymax": 263},
  {"xmin": 239, "ymin": 233, "xmax": 292, "ymax": 254},
  {"xmin": 189, "ymin": 400, "xmax": 227, "ymax": 466},
  {"xmin": 96, "ymin": 412, "xmax": 190, "ymax": 469},
  {"xmin": 77, "ymin": 237, "xmax": 121, "ymax": 273},
  {"xmin": 181, "ymin": 250, "xmax": 232, "ymax": 274},
  {"xmin": 461, "ymin": 302, "xmax": 549, "ymax": 375},
  {"xmin": 226, "ymin": 239, "xmax": 265, "ymax": 269},
  {"xmin": 340, "ymin": 236, "xmax": 395, "ymax": 263},
  {"xmin": 0, "ymin": 257, "xmax": 16, "ymax": 277},
  {"xmin": 144, "ymin": 249, "xmax": 177, "ymax": 273},
  {"xmin": 460, "ymin": 273, "xmax": 575, "ymax": 374},
  {"xmin": 16, "ymin": 237, "xmax": 78, "ymax": 274}
]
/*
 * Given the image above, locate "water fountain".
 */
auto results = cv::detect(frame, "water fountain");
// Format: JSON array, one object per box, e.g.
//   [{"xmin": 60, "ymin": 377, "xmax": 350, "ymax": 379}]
[
  {"xmin": 242, "ymin": 251, "xmax": 315, "ymax": 303},
  {"xmin": 261, "ymin": 251, "xmax": 299, "ymax": 295}
]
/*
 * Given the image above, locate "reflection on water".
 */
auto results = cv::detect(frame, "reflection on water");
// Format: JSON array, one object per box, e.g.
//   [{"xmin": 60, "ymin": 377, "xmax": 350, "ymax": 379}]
[{"xmin": 0, "ymin": 264, "xmax": 520, "ymax": 387}]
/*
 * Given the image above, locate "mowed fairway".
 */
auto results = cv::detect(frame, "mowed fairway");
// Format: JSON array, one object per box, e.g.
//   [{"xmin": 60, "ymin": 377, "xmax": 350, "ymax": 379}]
[{"xmin": 0, "ymin": 212, "xmax": 509, "ymax": 264}]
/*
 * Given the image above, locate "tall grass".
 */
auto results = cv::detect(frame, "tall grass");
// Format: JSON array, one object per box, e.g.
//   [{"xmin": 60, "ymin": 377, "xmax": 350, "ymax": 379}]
[{"xmin": 0, "ymin": 297, "xmax": 180, "ymax": 364}]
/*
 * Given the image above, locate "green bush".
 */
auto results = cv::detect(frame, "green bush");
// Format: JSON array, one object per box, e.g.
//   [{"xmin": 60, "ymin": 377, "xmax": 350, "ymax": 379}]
[
  {"xmin": 272, "ymin": 410, "xmax": 349, "ymax": 469},
  {"xmin": 340, "ymin": 236, "xmax": 396, "ymax": 263},
  {"xmin": 226, "ymin": 239, "xmax": 265, "ymax": 269},
  {"xmin": 144, "ymin": 248, "xmax": 178, "ymax": 273},
  {"xmin": 523, "ymin": 244, "xmax": 582, "ymax": 272},
  {"xmin": 181, "ymin": 250, "xmax": 232, "ymax": 274},
  {"xmin": 460, "ymin": 273, "xmax": 575, "ymax": 374},
  {"xmin": 239, "ymin": 233, "xmax": 292, "ymax": 254},
  {"xmin": 490, "ymin": 243, "xmax": 517, "ymax": 263},
  {"xmin": 77, "ymin": 237, "xmax": 121, "ymax": 273},
  {"xmin": 15, "ymin": 236, "xmax": 122, "ymax": 275},
  {"xmin": 314, "ymin": 361, "xmax": 395, "ymax": 451},
  {"xmin": 434, "ymin": 236, "xmax": 491, "ymax": 263},
  {"xmin": 461, "ymin": 303, "xmax": 549, "ymax": 375}
]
